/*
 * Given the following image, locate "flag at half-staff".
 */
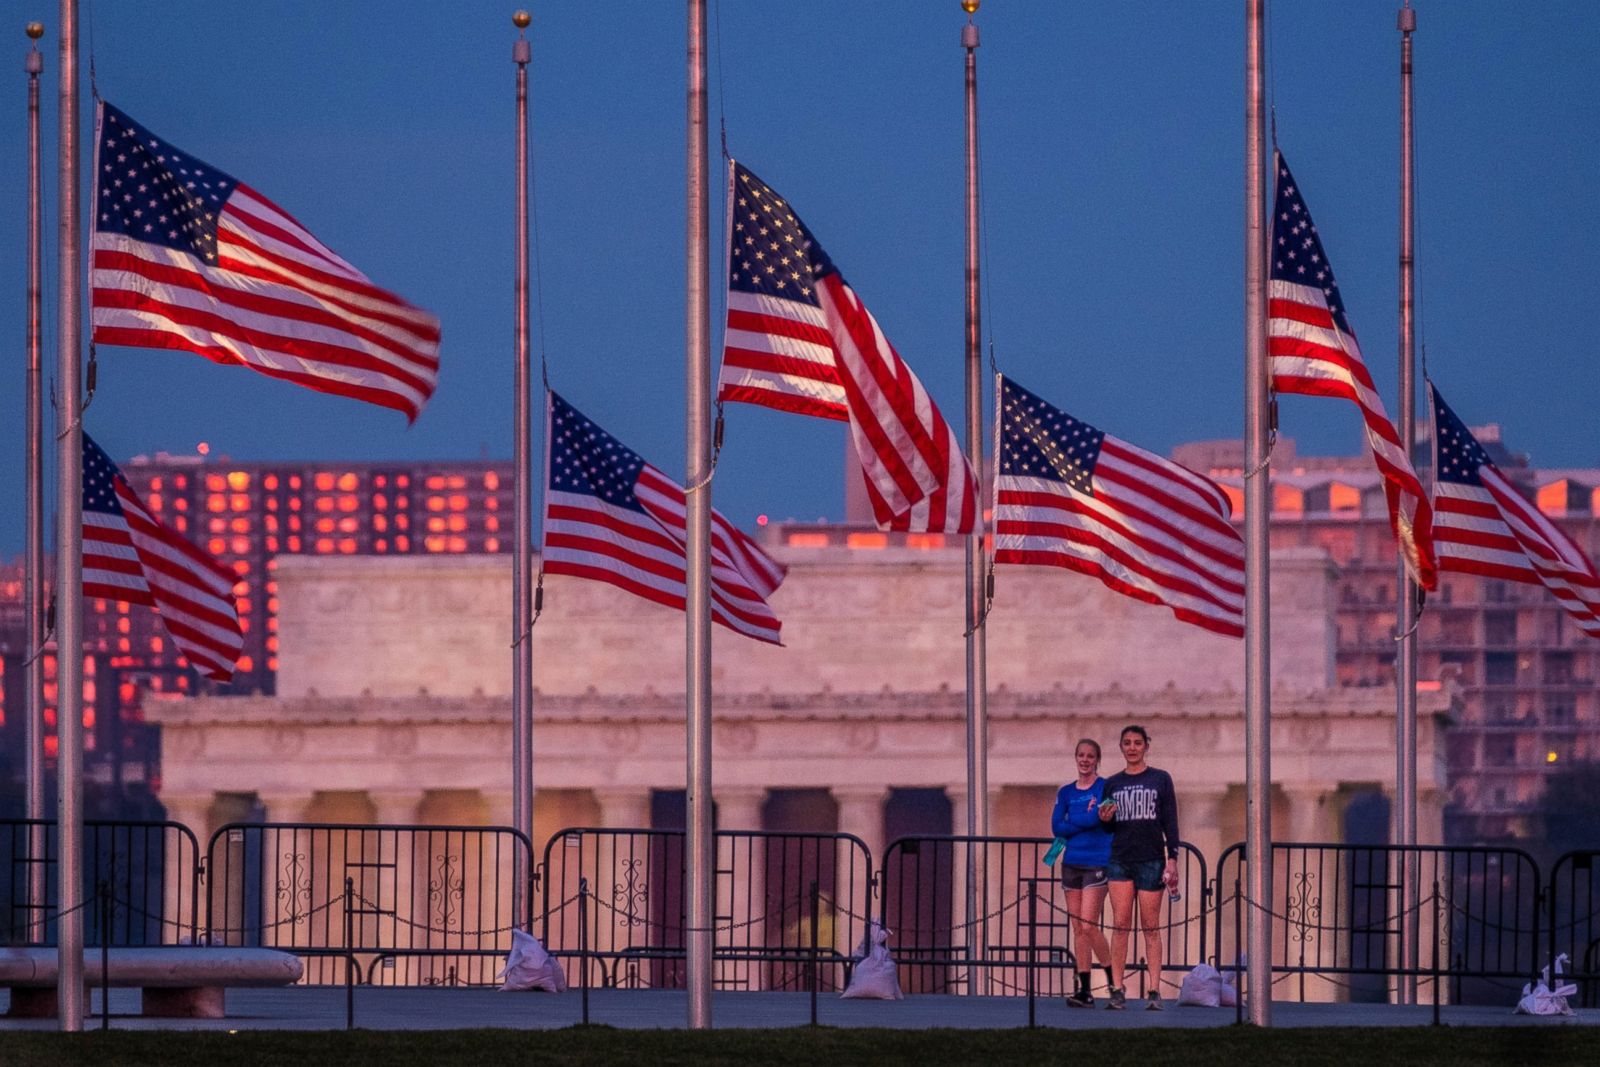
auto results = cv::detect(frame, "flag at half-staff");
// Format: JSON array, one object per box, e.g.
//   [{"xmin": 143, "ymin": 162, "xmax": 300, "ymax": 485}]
[
  {"xmin": 993, "ymin": 376, "xmax": 1245, "ymax": 637},
  {"xmin": 1268, "ymin": 151, "xmax": 1437, "ymax": 590},
  {"xmin": 82, "ymin": 434, "xmax": 243, "ymax": 681},
  {"xmin": 90, "ymin": 102, "xmax": 440, "ymax": 421},
  {"xmin": 716, "ymin": 161, "xmax": 977, "ymax": 534},
  {"xmin": 542, "ymin": 392, "xmax": 787, "ymax": 644},
  {"xmin": 1430, "ymin": 385, "xmax": 1600, "ymax": 637}
]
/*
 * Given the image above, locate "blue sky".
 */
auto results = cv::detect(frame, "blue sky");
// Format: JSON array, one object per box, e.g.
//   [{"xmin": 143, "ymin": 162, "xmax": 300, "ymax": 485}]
[{"xmin": 1, "ymin": 0, "xmax": 1595, "ymax": 552}]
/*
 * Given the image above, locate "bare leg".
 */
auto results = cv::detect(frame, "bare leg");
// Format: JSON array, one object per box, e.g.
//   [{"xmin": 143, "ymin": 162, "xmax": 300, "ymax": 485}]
[
  {"xmin": 1137, "ymin": 887, "xmax": 1165, "ymax": 996},
  {"xmin": 1080, "ymin": 882, "xmax": 1112, "ymax": 970},
  {"xmin": 1108, "ymin": 879, "xmax": 1136, "ymax": 990}
]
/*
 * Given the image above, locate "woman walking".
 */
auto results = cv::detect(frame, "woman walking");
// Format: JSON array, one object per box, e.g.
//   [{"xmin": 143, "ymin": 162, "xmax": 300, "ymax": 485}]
[
  {"xmin": 1097, "ymin": 724, "xmax": 1181, "ymax": 1010},
  {"xmin": 1049, "ymin": 739, "xmax": 1114, "ymax": 1007}
]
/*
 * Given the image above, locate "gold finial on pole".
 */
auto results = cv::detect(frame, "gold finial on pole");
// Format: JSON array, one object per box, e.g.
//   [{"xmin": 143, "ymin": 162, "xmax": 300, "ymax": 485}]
[
  {"xmin": 961, "ymin": 0, "xmax": 980, "ymax": 15},
  {"xmin": 26, "ymin": 21, "xmax": 44, "ymax": 39},
  {"xmin": 512, "ymin": 10, "xmax": 531, "ymax": 30}
]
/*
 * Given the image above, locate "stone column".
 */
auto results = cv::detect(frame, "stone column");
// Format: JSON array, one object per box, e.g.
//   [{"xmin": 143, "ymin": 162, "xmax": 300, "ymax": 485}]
[
  {"xmin": 159, "ymin": 794, "xmax": 213, "ymax": 945},
  {"xmin": 715, "ymin": 788, "xmax": 766, "ymax": 990},
  {"xmin": 1285, "ymin": 786, "xmax": 1337, "ymax": 845},
  {"xmin": 369, "ymin": 791, "xmax": 422, "ymax": 959},
  {"xmin": 589, "ymin": 788, "xmax": 655, "ymax": 982},
  {"xmin": 255, "ymin": 792, "xmax": 318, "ymax": 951},
  {"xmin": 594, "ymin": 788, "xmax": 653, "ymax": 831},
  {"xmin": 1176, "ymin": 791, "xmax": 1225, "ymax": 967}
]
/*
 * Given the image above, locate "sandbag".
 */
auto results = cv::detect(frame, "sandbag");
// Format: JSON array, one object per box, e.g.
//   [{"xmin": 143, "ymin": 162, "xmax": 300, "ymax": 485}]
[
  {"xmin": 840, "ymin": 921, "xmax": 904, "ymax": 1000},
  {"xmin": 1177, "ymin": 962, "xmax": 1239, "ymax": 1008},
  {"xmin": 498, "ymin": 929, "xmax": 568, "ymax": 993},
  {"xmin": 1514, "ymin": 954, "xmax": 1576, "ymax": 1016}
]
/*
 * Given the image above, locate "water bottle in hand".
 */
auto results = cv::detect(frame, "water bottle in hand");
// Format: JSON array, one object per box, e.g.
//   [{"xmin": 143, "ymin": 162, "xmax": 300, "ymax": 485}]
[{"xmin": 1166, "ymin": 867, "xmax": 1181, "ymax": 904}]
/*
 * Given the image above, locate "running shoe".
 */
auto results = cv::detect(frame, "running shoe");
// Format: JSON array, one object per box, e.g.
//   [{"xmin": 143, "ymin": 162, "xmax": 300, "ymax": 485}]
[
  {"xmin": 1146, "ymin": 990, "xmax": 1164, "ymax": 1011},
  {"xmin": 1107, "ymin": 987, "xmax": 1126, "ymax": 1010},
  {"xmin": 1065, "ymin": 990, "xmax": 1094, "ymax": 1009}
]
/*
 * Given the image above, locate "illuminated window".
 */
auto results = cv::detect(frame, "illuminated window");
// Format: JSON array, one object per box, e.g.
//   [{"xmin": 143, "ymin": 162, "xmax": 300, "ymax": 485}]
[
  {"xmin": 1536, "ymin": 480, "xmax": 1570, "ymax": 517},
  {"xmin": 426, "ymin": 497, "xmax": 445, "ymax": 512},
  {"xmin": 231, "ymin": 536, "xmax": 250, "ymax": 555},
  {"xmin": 373, "ymin": 493, "xmax": 388, "ymax": 510},
  {"xmin": 289, "ymin": 475, "xmax": 302, "ymax": 490},
  {"xmin": 376, "ymin": 538, "xmax": 389, "ymax": 552},
  {"xmin": 427, "ymin": 517, "xmax": 447, "ymax": 532},
  {"xmin": 289, "ymin": 498, "xmax": 302, "ymax": 512},
  {"xmin": 484, "ymin": 471, "xmax": 500, "ymax": 490},
  {"xmin": 267, "ymin": 657, "xmax": 279, "ymax": 672},
  {"xmin": 266, "ymin": 497, "xmax": 279, "ymax": 511},
  {"xmin": 448, "ymin": 515, "xmax": 467, "ymax": 532},
  {"xmin": 265, "ymin": 537, "xmax": 279, "ymax": 552},
  {"xmin": 396, "ymin": 475, "xmax": 409, "ymax": 488},
  {"xmin": 150, "ymin": 637, "xmax": 164, "ymax": 654},
  {"xmin": 1328, "ymin": 482, "xmax": 1361, "ymax": 513},
  {"xmin": 906, "ymin": 533, "xmax": 945, "ymax": 550},
  {"xmin": 448, "ymin": 536, "xmax": 467, "ymax": 552},
  {"xmin": 175, "ymin": 475, "xmax": 188, "ymax": 489},
  {"xmin": 230, "ymin": 494, "xmax": 249, "ymax": 512},
  {"xmin": 267, "ymin": 596, "xmax": 279, "ymax": 615},
  {"xmin": 314, "ymin": 472, "xmax": 335, "ymax": 492},
  {"xmin": 208, "ymin": 537, "xmax": 227, "ymax": 555},
  {"xmin": 234, "ymin": 561, "xmax": 250, "ymax": 576},
  {"xmin": 395, "ymin": 515, "xmax": 410, "ymax": 530},
  {"xmin": 289, "ymin": 516, "xmax": 302, "ymax": 532},
  {"xmin": 315, "ymin": 497, "xmax": 334, "ymax": 512},
  {"xmin": 335, "ymin": 517, "xmax": 357, "ymax": 534},
  {"xmin": 238, "ymin": 617, "xmax": 251, "ymax": 634},
  {"xmin": 486, "ymin": 516, "xmax": 499, "ymax": 532},
  {"xmin": 231, "ymin": 517, "xmax": 250, "ymax": 533},
  {"xmin": 264, "ymin": 474, "xmax": 279, "ymax": 491},
  {"xmin": 424, "ymin": 535, "xmax": 446, "ymax": 552},
  {"xmin": 375, "ymin": 475, "xmax": 387, "ymax": 488},
  {"xmin": 315, "ymin": 538, "xmax": 334, "ymax": 554},
  {"xmin": 207, "ymin": 494, "xmax": 226, "ymax": 512},
  {"xmin": 288, "ymin": 536, "xmax": 302, "ymax": 552},
  {"xmin": 206, "ymin": 474, "xmax": 226, "ymax": 492},
  {"xmin": 395, "ymin": 535, "xmax": 409, "ymax": 552},
  {"xmin": 337, "ymin": 495, "xmax": 357, "ymax": 513},
  {"xmin": 116, "ymin": 617, "xmax": 130, "ymax": 634},
  {"xmin": 264, "ymin": 515, "xmax": 279, "ymax": 532},
  {"xmin": 174, "ymin": 498, "xmax": 188, "ymax": 512},
  {"xmin": 1221, "ymin": 484, "xmax": 1245, "ymax": 516},
  {"xmin": 786, "ymin": 533, "xmax": 829, "ymax": 548},
  {"xmin": 338, "ymin": 472, "xmax": 358, "ymax": 492},
  {"xmin": 227, "ymin": 471, "xmax": 249, "ymax": 491},
  {"xmin": 425, "ymin": 475, "xmax": 446, "ymax": 491},
  {"xmin": 339, "ymin": 538, "xmax": 357, "ymax": 554},
  {"xmin": 115, "ymin": 640, "xmax": 128, "ymax": 654},
  {"xmin": 448, "ymin": 494, "xmax": 468, "ymax": 511},
  {"xmin": 485, "ymin": 537, "xmax": 500, "ymax": 552},
  {"xmin": 315, "ymin": 518, "xmax": 336, "ymax": 533},
  {"xmin": 396, "ymin": 495, "xmax": 409, "ymax": 509},
  {"xmin": 237, "ymin": 656, "xmax": 254, "ymax": 673},
  {"xmin": 150, "ymin": 477, "xmax": 163, "ymax": 491},
  {"xmin": 485, "ymin": 497, "xmax": 499, "ymax": 511},
  {"xmin": 1272, "ymin": 485, "xmax": 1304, "ymax": 516},
  {"xmin": 148, "ymin": 492, "xmax": 163, "ymax": 510},
  {"xmin": 266, "ymin": 636, "xmax": 279, "ymax": 653},
  {"xmin": 448, "ymin": 476, "xmax": 466, "ymax": 490},
  {"xmin": 374, "ymin": 515, "xmax": 388, "ymax": 532},
  {"xmin": 237, "ymin": 597, "xmax": 252, "ymax": 615},
  {"xmin": 847, "ymin": 532, "xmax": 888, "ymax": 549},
  {"xmin": 209, "ymin": 518, "xmax": 226, "ymax": 534}
]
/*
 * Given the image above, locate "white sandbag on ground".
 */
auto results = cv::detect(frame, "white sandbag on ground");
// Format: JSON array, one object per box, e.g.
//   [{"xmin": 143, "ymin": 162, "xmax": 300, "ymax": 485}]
[
  {"xmin": 840, "ymin": 921, "xmax": 903, "ymax": 1000},
  {"xmin": 498, "ymin": 929, "xmax": 568, "ymax": 993}
]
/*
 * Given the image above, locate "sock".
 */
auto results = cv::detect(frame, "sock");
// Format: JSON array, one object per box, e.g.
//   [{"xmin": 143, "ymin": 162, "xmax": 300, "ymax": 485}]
[{"xmin": 1076, "ymin": 971, "xmax": 1092, "ymax": 998}]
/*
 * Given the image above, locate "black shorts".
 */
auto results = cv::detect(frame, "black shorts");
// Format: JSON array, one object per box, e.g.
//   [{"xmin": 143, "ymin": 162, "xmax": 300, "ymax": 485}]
[
  {"xmin": 1060, "ymin": 864, "xmax": 1108, "ymax": 891},
  {"xmin": 1108, "ymin": 858, "xmax": 1167, "ymax": 892}
]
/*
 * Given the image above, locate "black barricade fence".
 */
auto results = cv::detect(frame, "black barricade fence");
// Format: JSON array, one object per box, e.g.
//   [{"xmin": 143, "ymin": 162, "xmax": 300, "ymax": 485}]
[
  {"xmin": 539, "ymin": 828, "xmax": 873, "ymax": 992},
  {"xmin": 0, "ymin": 818, "xmax": 200, "ymax": 948},
  {"xmin": 878, "ymin": 835, "xmax": 1209, "ymax": 997},
  {"xmin": 1215, "ymin": 841, "xmax": 1544, "ymax": 1005},
  {"xmin": 1548, "ymin": 851, "xmax": 1600, "ymax": 1008},
  {"xmin": 205, "ymin": 823, "xmax": 534, "ymax": 987}
]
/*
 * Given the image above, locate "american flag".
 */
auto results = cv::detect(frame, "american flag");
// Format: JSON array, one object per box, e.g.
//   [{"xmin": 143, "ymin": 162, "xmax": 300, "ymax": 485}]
[
  {"xmin": 716, "ymin": 161, "xmax": 977, "ymax": 534},
  {"xmin": 1430, "ymin": 385, "xmax": 1600, "ymax": 638},
  {"xmin": 541, "ymin": 391, "xmax": 787, "ymax": 644},
  {"xmin": 90, "ymin": 102, "xmax": 440, "ymax": 422},
  {"xmin": 993, "ymin": 377, "xmax": 1245, "ymax": 637},
  {"xmin": 1268, "ymin": 151, "xmax": 1437, "ymax": 590},
  {"xmin": 82, "ymin": 434, "xmax": 244, "ymax": 681}
]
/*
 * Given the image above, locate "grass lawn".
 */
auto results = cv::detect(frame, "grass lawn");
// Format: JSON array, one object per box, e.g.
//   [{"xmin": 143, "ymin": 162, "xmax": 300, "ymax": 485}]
[{"xmin": 0, "ymin": 1025, "xmax": 1589, "ymax": 1066}]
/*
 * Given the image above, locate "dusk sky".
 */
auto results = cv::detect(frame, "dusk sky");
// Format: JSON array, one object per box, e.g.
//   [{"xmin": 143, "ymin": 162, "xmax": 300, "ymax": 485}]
[{"xmin": 2, "ymin": 0, "xmax": 1595, "ymax": 554}]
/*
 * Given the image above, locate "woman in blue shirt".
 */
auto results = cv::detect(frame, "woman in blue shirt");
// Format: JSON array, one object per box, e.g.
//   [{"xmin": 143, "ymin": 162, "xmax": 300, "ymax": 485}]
[{"xmin": 1049, "ymin": 738, "xmax": 1114, "ymax": 1008}]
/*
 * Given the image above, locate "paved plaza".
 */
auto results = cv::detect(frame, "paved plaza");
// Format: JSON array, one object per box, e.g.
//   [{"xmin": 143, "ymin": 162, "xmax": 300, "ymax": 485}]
[{"xmin": 2, "ymin": 988, "xmax": 1594, "ymax": 1032}]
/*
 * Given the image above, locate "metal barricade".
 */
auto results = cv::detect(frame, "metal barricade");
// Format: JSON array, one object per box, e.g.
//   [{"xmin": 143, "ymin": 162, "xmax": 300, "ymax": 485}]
[
  {"xmin": 0, "ymin": 817, "xmax": 200, "ymax": 947},
  {"xmin": 205, "ymin": 822, "xmax": 534, "ymax": 987},
  {"xmin": 878, "ymin": 834, "xmax": 1209, "ymax": 997},
  {"xmin": 1548, "ymin": 850, "xmax": 1600, "ymax": 1007},
  {"xmin": 1215, "ymin": 841, "xmax": 1543, "ymax": 1004},
  {"xmin": 539, "ymin": 827, "xmax": 873, "ymax": 991}
]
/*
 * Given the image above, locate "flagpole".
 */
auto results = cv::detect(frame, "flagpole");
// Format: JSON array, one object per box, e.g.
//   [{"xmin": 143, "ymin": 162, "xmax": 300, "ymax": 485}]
[
  {"xmin": 54, "ymin": 0, "xmax": 86, "ymax": 1032},
  {"xmin": 1243, "ymin": 0, "xmax": 1273, "ymax": 1028},
  {"xmin": 511, "ymin": 8, "xmax": 535, "ymax": 923},
  {"xmin": 684, "ymin": 0, "xmax": 715, "ymax": 1031},
  {"xmin": 1395, "ymin": 0, "xmax": 1421, "ymax": 1005},
  {"xmin": 24, "ymin": 19, "xmax": 48, "ymax": 947},
  {"xmin": 960, "ymin": 0, "xmax": 990, "ymax": 997}
]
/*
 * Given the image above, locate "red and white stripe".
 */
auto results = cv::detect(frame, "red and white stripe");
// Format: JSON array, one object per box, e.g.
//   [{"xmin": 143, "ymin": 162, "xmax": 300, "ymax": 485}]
[
  {"xmin": 83, "ymin": 479, "xmax": 244, "ymax": 681},
  {"xmin": 92, "ymin": 180, "xmax": 441, "ymax": 422},
  {"xmin": 995, "ymin": 435, "xmax": 1245, "ymax": 638},
  {"xmin": 1269, "ymin": 276, "xmax": 1437, "ymax": 590},
  {"xmin": 719, "ymin": 288, "xmax": 848, "ymax": 421},
  {"xmin": 817, "ymin": 276, "xmax": 977, "ymax": 534},
  {"xmin": 543, "ymin": 464, "xmax": 787, "ymax": 645},
  {"xmin": 1434, "ymin": 467, "xmax": 1600, "ymax": 639}
]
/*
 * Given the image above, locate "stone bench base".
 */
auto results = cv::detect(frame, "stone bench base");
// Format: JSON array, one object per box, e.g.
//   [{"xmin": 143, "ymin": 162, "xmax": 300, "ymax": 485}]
[{"xmin": 2, "ymin": 947, "xmax": 302, "ymax": 1019}]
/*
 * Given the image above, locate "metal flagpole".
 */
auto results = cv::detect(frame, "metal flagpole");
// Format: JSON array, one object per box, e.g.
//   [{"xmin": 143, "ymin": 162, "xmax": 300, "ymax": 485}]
[
  {"xmin": 24, "ymin": 19, "xmax": 48, "ymax": 947},
  {"xmin": 511, "ymin": 8, "xmax": 535, "ymax": 922},
  {"xmin": 960, "ymin": 0, "xmax": 990, "ymax": 998},
  {"xmin": 1395, "ymin": 0, "xmax": 1421, "ymax": 1005},
  {"xmin": 54, "ymin": 0, "xmax": 86, "ymax": 1032},
  {"xmin": 1243, "ymin": 0, "xmax": 1273, "ymax": 1028},
  {"xmin": 684, "ymin": 0, "xmax": 715, "ymax": 1031}
]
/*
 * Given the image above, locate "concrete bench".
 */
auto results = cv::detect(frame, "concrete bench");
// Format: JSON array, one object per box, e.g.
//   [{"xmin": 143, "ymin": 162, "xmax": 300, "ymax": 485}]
[{"xmin": 1, "ymin": 946, "xmax": 303, "ymax": 1019}]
